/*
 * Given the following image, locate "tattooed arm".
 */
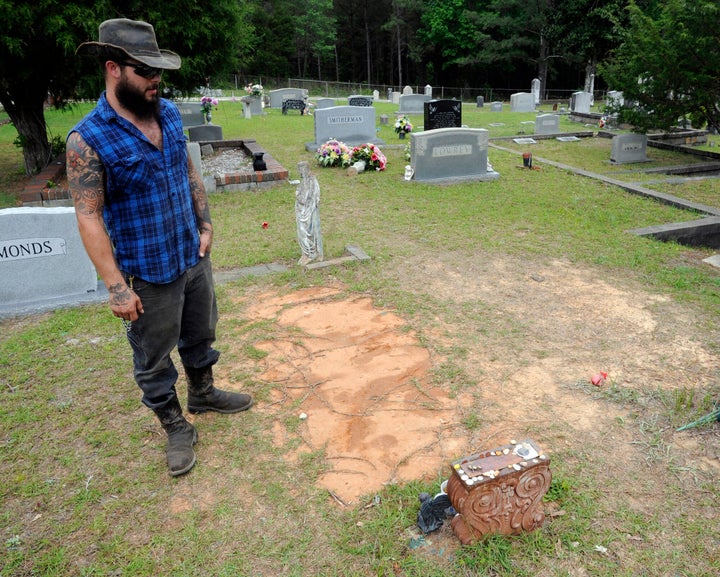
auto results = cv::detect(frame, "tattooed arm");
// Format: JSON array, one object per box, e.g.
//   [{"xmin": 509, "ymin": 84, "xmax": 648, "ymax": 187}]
[
  {"xmin": 66, "ymin": 131, "xmax": 144, "ymax": 321},
  {"xmin": 188, "ymin": 155, "xmax": 213, "ymax": 258}
]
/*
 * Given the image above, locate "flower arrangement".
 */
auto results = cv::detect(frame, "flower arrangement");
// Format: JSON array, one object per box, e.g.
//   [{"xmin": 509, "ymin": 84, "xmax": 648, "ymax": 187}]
[
  {"xmin": 350, "ymin": 143, "xmax": 387, "ymax": 171},
  {"xmin": 315, "ymin": 139, "xmax": 352, "ymax": 168},
  {"xmin": 245, "ymin": 83, "xmax": 264, "ymax": 98},
  {"xmin": 200, "ymin": 96, "xmax": 218, "ymax": 115},
  {"xmin": 394, "ymin": 115, "xmax": 413, "ymax": 134}
]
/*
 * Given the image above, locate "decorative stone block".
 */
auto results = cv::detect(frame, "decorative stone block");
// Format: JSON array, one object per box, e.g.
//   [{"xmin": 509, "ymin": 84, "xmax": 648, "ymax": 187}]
[{"xmin": 446, "ymin": 439, "xmax": 551, "ymax": 544}]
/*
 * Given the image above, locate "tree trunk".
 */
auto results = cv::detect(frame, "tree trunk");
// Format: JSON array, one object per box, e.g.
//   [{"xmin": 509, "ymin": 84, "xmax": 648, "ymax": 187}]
[
  {"xmin": 0, "ymin": 86, "xmax": 53, "ymax": 175},
  {"xmin": 537, "ymin": 32, "xmax": 549, "ymax": 101}
]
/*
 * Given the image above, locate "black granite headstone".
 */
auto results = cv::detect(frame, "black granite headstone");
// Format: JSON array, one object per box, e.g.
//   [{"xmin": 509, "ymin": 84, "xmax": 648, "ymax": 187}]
[{"xmin": 424, "ymin": 100, "xmax": 462, "ymax": 131}]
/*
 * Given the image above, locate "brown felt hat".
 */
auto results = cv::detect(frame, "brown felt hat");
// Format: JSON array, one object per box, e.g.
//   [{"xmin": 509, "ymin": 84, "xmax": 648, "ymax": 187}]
[{"xmin": 77, "ymin": 18, "xmax": 181, "ymax": 69}]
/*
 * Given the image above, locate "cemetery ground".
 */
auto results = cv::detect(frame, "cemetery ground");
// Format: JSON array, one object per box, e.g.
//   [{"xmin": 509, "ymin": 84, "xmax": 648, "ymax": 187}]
[{"xmin": 1, "ymin": 100, "xmax": 719, "ymax": 576}]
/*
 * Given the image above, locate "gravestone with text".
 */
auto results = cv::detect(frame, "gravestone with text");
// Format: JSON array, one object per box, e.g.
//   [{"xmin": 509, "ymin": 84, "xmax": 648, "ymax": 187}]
[
  {"xmin": 305, "ymin": 106, "xmax": 384, "ymax": 151},
  {"xmin": 177, "ymin": 102, "xmax": 204, "ymax": 129},
  {"xmin": 0, "ymin": 207, "xmax": 98, "ymax": 309},
  {"xmin": 410, "ymin": 128, "xmax": 499, "ymax": 183},
  {"xmin": 534, "ymin": 114, "xmax": 560, "ymax": 135},
  {"xmin": 398, "ymin": 94, "xmax": 432, "ymax": 115},
  {"xmin": 424, "ymin": 100, "xmax": 462, "ymax": 131},
  {"xmin": 611, "ymin": 133, "xmax": 649, "ymax": 164},
  {"xmin": 403, "ymin": 85, "xmax": 413, "ymax": 95},
  {"xmin": 348, "ymin": 95, "xmax": 373, "ymax": 107},
  {"xmin": 476, "ymin": 96, "xmax": 484, "ymax": 108},
  {"xmin": 490, "ymin": 101, "xmax": 503, "ymax": 112}
]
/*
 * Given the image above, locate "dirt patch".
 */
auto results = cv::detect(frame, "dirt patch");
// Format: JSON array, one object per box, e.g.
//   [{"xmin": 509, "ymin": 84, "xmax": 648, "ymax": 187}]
[{"xmin": 217, "ymin": 251, "xmax": 720, "ymax": 508}]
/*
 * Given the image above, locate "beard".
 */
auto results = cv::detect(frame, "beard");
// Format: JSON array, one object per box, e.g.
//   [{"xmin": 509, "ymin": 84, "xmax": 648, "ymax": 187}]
[{"xmin": 114, "ymin": 75, "xmax": 160, "ymax": 120}]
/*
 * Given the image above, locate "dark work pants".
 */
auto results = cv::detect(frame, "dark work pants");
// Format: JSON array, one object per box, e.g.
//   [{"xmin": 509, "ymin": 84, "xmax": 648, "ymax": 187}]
[{"xmin": 124, "ymin": 257, "xmax": 220, "ymax": 410}]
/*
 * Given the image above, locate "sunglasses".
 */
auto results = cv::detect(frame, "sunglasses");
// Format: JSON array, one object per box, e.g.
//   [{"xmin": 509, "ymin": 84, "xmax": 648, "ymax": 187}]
[{"xmin": 118, "ymin": 61, "xmax": 163, "ymax": 79}]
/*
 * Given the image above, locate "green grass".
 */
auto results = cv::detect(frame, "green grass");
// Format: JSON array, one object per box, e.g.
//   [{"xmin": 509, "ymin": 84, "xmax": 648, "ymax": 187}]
[{"xmin": 1, "ymin": 98, "xmax": 719, "ymax": 576}]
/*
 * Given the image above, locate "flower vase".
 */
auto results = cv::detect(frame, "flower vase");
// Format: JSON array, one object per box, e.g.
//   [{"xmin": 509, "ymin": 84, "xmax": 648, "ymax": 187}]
[
  {"xmin": 205, "ymin": 112, "xmax": 212, "ymax": 124},
  {"xmin": 399, "ymin": 131, "xmax": 405, "ymax": 139}
]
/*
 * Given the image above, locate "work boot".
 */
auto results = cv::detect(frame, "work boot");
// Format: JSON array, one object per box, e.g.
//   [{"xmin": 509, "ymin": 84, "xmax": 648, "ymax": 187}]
[
  {"xmin": 184, "ymin": 364, "xmax": 253, "ymax": 414},
  {"xmin": 153, "ymin": 395, "xmax": 198, "ymax": 476}
]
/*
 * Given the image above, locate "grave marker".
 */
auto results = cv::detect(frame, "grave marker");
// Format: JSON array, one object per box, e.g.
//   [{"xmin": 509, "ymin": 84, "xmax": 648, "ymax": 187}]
[
  {"xmin": 305, "ymin": 105, "xmax": 384, "ymax": 152},
  {"xmin": 611, "ymin": 133, "xmax": 649, "ymax": 164},
  {"xmin": 490, "ymin": 101, "xmax": 503, "ymax": 112},
  {"xmin": 268, "ymin": 88, "xmax": 307, "ymax": 109},
  {"xmin": 510, "ymin": 92, "xmax": 535, "ymax": 113},
  {"xmin": 424, "ymin": 99, "xmax": 462, "ymax": 131},
  {"xmin": 534, "ymin": 114, "xmax": 560, "ymax": 135},
  {"xmin": 570, "ymin": 91, "xmax": 592, "ymax": 113},
  {"xmin": 0, "ymin": 207, "xmax": 98, "ymax": 309},
  {"xmin": 410, "ymin": 128, "xmax": 499, "ymax": 183},
  {"xmin": 348, "ymin": 95, "xmax": 373, "ymax": 107},
  {"xmin": 177, "ymin": 102, "xmax": 204, "ymax": 128},
  {"xmin": 398, "ymin": 94, "xmax": 431, "ymax": 115},
  {"xmin": 531, "ymin": 78, "xmax": 541, "ymax": 106}
]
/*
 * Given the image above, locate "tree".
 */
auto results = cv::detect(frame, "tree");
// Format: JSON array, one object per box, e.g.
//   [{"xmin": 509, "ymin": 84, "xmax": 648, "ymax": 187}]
[
  {"xmin": 600, "ymin": 0, "xmax": 720, "ymax": 133},
  {"xmin": 0, "ymin": 0, "xmax": 251, "ymax": 175}
]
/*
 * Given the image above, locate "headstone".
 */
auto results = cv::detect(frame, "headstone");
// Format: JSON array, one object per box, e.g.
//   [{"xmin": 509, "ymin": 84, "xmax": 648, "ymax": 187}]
[
  {"xmin": 424, "ymin": 99, "xmax": 462, "ymax": 131},
  {"xmin": 410, "ymin": 128, "xmax": 499, "ymax": 183},
  {"xmin": 531, "ymin": 78, "xmax": 541, "ymax": 106},
  {"xmin": 316, "ymin": 98, "xmax": 335, "ymax": 109},
  {"xmin": 268, "ymin": 88, "xmax": 307, "ymax": 109},
  {"xmin": 606, "ymin": 90, "xmax": 624, "ymax": 109},
  {"xmin": 534, "ymin": 114, "xmax": 560, "ymax": 135},
  {"xmin": 177, "ymin": 102, "xmax": 204, "ymax": 128},
  {"xmin": 188, "ymin": 125, "xmax": 223, "ymax": 142},
  {"xmin": 242, "ymin": 96, "xmax": 263, "ymax": 115},
  {"xmin": 476, "ymin": 96, "xmax": 484, "ymax": 108},
  {"xmin": 348, "ymin": 95, "xmax": 373, "ymax": 107},
  {"xmin": 282, "ymin": 99, "xmax": 306, "ymax": 114},
  {"xmin": 424, "ymin": 85, "xmax": 432, "ymax": 97},
  {"xmin": 372, "ymin": 89, "xmax": 380, "ymax": 101},
  {"xmin": 305, "ymin": 105, "xmax": 385, "ymax": 151},
  {"xmin": 0, "ymin": 207, "xmax": 98, "ymax": 308},
  {"xmin": 510, "ymin": 92, "xmax": 535, "ymax": 113},
  {"xmin": 295, "ymin": 161, "xmax": 323, "ymax": 266},
  {"xmin": 392, "ymin": 91, "xmax": 401, "ymax": 104},
  {"xmin": 403, "ymin": 85, "xmax": 413, "ymax": 95},
  {"xmin": 398, "ymin": 94, "xmax": 432, "ymax": 115},
  {"xmin": 490, "ymin": 101, "xmax": 503, "ymax": 112},
  {"xmin": 243, "ymin": 101, "xmax": 252, "ymax": 119},
  {"xmin": 610, "ymin": 133, "xmax": 649, "ymax": 164},
  {"xmin": 570, "ymin": 91, "xmax": 592, "ymax": 113},
  {"xmin": 379, "ymin": 114, "xmax": 389, "ymax": 125},
  {"xmin": 387, "ymin": 88, "xmax": 393, "ymax": 101}
]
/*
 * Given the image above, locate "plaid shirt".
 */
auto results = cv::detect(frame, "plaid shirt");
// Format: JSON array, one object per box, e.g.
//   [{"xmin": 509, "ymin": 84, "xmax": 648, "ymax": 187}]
[{"xmin": 71, "ymin": 93, "xmax": 200, "ymax": 284}]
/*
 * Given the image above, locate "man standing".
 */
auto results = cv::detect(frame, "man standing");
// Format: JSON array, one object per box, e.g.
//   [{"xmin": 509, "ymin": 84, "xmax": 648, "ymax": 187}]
[{"xmin": 67, "ymin": 19, "xmax": 252, "ymax": 476}]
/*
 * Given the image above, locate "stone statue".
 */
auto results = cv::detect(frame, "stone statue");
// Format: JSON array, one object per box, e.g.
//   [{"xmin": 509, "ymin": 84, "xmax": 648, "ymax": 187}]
[{"xmin": 295, "ymin": 161, "xmax": 323, "ymax": 266}]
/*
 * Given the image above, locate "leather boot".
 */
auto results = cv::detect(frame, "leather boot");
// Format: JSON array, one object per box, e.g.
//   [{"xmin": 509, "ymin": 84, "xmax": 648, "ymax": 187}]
[
  {"xmin": 185, "ymin": 364, "xmax": 253, "ymax": 414},
  {"xmin": 153, "ymin": 394, "xmax": 198, "ymax": 476}
]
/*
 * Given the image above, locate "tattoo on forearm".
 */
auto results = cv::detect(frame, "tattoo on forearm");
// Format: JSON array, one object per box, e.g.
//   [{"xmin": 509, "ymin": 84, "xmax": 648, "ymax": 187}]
[
  {"xmin": 67, "ymin": 133, "xmax": 105, "ymax": 216},
  {"xmin": 189, "ymin": 159, "xmax": 213, "ymax": 232}
]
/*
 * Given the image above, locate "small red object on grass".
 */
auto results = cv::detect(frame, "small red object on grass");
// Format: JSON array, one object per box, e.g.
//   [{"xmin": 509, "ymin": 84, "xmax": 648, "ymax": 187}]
[
  {"xmin": 262, "ymin": 222, "xmax": 269, "ymax": 229},
  {"xmin": 591, "ymin": 371, "xmax": 608, "ymax": 386}
]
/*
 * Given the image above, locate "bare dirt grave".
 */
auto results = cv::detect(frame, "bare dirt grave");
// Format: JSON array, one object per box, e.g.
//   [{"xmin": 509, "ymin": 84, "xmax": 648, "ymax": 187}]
[{"xmin": 218, "ymin": 248, "xmax": 719, "ymax": 541}]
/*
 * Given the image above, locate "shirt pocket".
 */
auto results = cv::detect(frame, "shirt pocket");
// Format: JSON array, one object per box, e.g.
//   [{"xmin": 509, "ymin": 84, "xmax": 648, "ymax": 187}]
[{"xmin": 108, "ymin": 154, "xmax": 154, "ymax": 197}]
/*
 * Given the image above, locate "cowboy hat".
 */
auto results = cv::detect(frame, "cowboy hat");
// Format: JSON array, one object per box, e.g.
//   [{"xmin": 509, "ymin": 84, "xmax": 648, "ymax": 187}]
[{"xmin": 77, "ymin": 18, "xmax": 181, "ymax": 69}]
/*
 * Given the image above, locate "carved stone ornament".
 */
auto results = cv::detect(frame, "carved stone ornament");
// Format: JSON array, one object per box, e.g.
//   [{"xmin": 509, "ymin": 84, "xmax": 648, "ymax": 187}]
[{"xmin": 446, "ymin": 439, "xmax": 551, "ymax": 545}]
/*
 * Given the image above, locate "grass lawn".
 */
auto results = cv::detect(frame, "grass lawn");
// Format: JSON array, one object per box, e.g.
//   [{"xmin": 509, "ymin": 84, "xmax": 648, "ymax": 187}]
[{"xmin": 1, "ymin": 98, "xmax": 719, "ymax": 577}]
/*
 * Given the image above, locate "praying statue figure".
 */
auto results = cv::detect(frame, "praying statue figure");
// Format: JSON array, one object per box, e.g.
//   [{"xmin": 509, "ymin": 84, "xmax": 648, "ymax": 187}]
[{"xmin": 295, "ymin": 161, "xmax": 324, "ymax": 266}]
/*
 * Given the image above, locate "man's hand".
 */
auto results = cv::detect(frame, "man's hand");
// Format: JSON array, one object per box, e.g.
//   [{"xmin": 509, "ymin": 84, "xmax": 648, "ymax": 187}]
[
  {"xmin": 108, "ymin": 282, "xmax": 144, "ymax": 321},
  {"xmin": 199, "ymin": 225, "xmax": 213, "ymax": 258}
]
